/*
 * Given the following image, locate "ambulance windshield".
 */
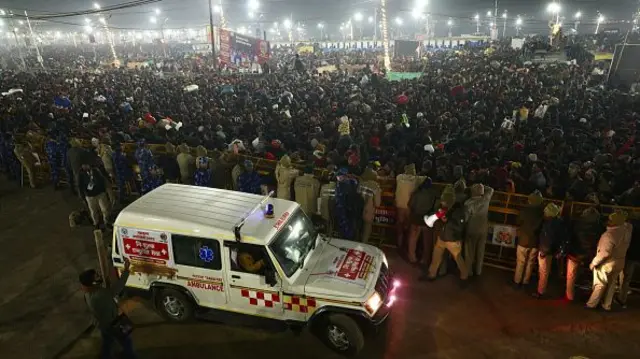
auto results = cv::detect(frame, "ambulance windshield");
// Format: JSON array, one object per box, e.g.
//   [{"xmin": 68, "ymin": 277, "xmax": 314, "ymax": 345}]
[{"xmin": 269, "ymin": 209, "xmax": 318, "ymax": 277}]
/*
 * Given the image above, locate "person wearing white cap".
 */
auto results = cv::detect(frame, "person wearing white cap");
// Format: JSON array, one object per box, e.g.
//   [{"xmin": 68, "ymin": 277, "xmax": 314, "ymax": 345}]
[{"xmin": 586, "ymin": 212, "xmax": 633, "ymax": 311}]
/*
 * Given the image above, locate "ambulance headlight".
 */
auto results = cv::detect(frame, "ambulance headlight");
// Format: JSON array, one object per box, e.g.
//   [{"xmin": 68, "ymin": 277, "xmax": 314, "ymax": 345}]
[{"xmin": 364, "ymin": 292, "xmax": 382, "ymax": 315}]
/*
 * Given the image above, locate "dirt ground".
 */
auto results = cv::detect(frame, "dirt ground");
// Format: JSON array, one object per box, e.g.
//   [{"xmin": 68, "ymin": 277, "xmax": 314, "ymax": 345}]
[
  {"xmin": 0, "ymin": 177, "xmax": 98, "ymax": 359},
  {"xmin": 59, "ymin": 253, "xmax": 640, "ymax": 359}
]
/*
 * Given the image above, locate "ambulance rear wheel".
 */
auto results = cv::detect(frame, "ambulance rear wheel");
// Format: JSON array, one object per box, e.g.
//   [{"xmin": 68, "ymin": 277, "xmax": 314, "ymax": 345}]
[
  {"xmin": 321, "ymin": 314, "xmax": 364, "ymax": 356},
  {"xmin": 157, "ymin": 289, "xmax": 193, "ymax": 322}
]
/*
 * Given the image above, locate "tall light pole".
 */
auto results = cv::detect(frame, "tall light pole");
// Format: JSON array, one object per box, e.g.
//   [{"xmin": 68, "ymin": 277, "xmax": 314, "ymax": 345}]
[
  {"xmin": 447, "ymin": 18, "xmax": 453, "ymax": 38},
  {"xmin": 94, "ymin": 2, "xmax": 118, "ymax": 64},
  {"xmin": 381, "ymin": 0, "xmax": 390, "ymax": 70},
  {"xmin": 247, "ymin": 0, "xmax": 260, "ymax": 37},
  {"xmin": 475, "ymin": 14, "xmax": 480, "ymax": 33},
  {"xmin": 353, "ymin": 12, "xmax": 363, "ymax": 40},
  {"xmin": 595, "ymin": 14, "xmax": 604, "ymax": 34},
  {"xmin": 547, "ymin": 2, "xmax": 561, "ymax": 24},
  {"xmin": 546, "ymin": 2, "xmax": 561, "ymax": 46},
  {"xmin": 317, "ymin": 23, "xmax": 324, "ymax": 40},
  {"xmin": 574, "ymin": 11, "xmax": 581, "ymax": 32},
  {"xmin": 24, "ymin": 11, "xmax": 44, "ymax": 69},
  {"xmin": 515, "ymin": 16, "xmax": 522, "ymax": 37},
  {"xmin": 502, "ymin": 11, "xmax": 507, "ymax": 38},
  {"xmin": 283, "ymin": 18, "xmax": 292, "ymax": 43}
]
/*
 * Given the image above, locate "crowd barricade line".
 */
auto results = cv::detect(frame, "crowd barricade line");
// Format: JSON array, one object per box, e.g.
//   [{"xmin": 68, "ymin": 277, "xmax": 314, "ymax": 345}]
[{"xmin": 18, "ymin": 136, "xmax": 640, "ymax": 267}]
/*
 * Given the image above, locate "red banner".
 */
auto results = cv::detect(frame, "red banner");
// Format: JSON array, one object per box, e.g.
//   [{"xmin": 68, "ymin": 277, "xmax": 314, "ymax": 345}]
[{"xmin": 123, "ymin": 238, "xmax": 170, "ymax": 261}]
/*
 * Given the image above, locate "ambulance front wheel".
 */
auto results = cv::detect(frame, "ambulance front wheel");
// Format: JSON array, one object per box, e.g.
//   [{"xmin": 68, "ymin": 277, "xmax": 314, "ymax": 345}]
[
  {"xmin": 157, "ymin": 289, "xmax": 194, "ymax": 322},
  {"xmin": 321, "ymin": 314, "xmax": 365, "ymax": 356}
]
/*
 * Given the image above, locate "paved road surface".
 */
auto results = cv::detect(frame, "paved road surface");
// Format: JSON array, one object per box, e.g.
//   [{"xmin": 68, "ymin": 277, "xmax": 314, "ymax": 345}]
[
  {"xmin": 60, "ymin": 254, "xmax": 640, "ymax": 359},
  {"xmin": 0, "ymin": 178, "xmax": 98, "ymax": 359}
]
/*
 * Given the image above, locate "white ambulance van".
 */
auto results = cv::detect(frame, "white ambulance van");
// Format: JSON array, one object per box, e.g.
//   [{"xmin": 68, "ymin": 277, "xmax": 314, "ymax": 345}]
[{"xmin": 111, "ymin": 184, "xmax": 398, "ymax": 355}]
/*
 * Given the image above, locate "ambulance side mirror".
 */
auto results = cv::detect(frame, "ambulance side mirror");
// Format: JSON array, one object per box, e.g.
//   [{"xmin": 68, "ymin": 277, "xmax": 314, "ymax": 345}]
[{"xmin": 264, "ymin": 268, "xmax": 278, "ymax": 287}]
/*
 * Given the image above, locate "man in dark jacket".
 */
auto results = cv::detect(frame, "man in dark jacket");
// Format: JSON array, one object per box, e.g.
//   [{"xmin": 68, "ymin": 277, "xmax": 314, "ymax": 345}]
[
  {"xmin": 565, "ymin": 203, "xmax": 601, "ymax": 301},
  {"xmin": 424, "ymin": 186, "xmax": 469, "ymax": 282},
  {"xmin": 513, "ymin": 191, "xmax": 544, "ymax": 287},
  {"xmin": 407, "ymin": 177, "xmax": 438, "ymax": 264},
  {"xmin": 532, "ymin": 203, "xmax": 566, "ymax": 298},
  {"xmin": 77, "ymin": 156, "xmax": 111, "ymax": 229},
  {"xmin": 67, "ymin": 138, "xmax": 87, "ymax": 195},
  {"xmin": 80, "ymin": 258, "xmax": 135, "ymax": 359},
  {"xmin": 617, "ymin": 217, "xmax": 640, "ymax": 308},
  {"xmin": 238, "ymin": 160, "xmax": 262, "ymax": 194}
]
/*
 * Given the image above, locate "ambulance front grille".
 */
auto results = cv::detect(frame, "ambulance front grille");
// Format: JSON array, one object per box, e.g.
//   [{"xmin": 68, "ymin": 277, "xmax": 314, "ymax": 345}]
[{"xmin": 375, "ymin": 263, "xmax": 391, "ymax": 301}]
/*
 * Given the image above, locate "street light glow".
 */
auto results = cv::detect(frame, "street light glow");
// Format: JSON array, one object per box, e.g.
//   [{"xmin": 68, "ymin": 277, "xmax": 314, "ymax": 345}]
[
  {"xmin": 84, "ymin": 18, "xmax": 91, "ymax": 24},
  {"xmin": 502, "ymin": 12, "xmax": 507, "ymax": 19},
  {"xmin": 597, "ymin": 15, "xmax": 604, "ymax": 23},
  {"xmin": 283, "ymin": 18, "xmax": 292, "ymax": 29},
  {"xmin": 412, "ymin": 9, "xmax": 423, "ymax": 19},
  {"xmin": 155, "ymin": 8, "xmax": 161, "ymax": 15},
  {"xmin": 317, "ymin": 23, "xmax": 324, "ymax": 28},
  {"xmin": 447, "ymin": 19, "xmax": 453, "ymax": 26},
  {"xmin": 516, "ymin": 17, "xmax": 523, "ymax": 25},
  {"xmin": 247, "ymin": 0, "xmax": 260, "ymax": 10},
  {"xmin": 150, "ymin": 16, "xmax": 157, "ymax": 24},
  {"xmin": 487, "ymin": 11, "xmax": 492, "ymax": 17},
  {"xmin": 213, "ymin": 5, "xmax": 221, "ymax": 13},
  {"xmin": 368, "ymin": 16, "xmax": 374, "ymax": 23},
  {"xmin": 546, "ymin": 3, "xmax": 561, "ymax": 14},
  {"xmin": 395, "ymin": 17, "xmax": 403, "ymax": 25},
  {"xmin": 574, "ymin": 11, "xmax": 581, "ymax": 19},
  {"xmin": 93, "ymin": 2, "xmax": 101, "ymax": 10},
  {"xmin": 354, "ymin": 12, "xmax": 363, "ymax": 21},
  {"xmin": 474, "ymin": 14, "xmax": 479, "ymax": 20}
]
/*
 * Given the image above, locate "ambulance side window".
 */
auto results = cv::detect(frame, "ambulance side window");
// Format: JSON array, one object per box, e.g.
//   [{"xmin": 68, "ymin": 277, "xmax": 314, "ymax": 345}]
[
  {"xmin": 228, "ymin": 243, "xmax": 269, "ymax": 276},
  {"xmin": 172, "ymin": 235, "xmax": 222, "ymax": 271}
]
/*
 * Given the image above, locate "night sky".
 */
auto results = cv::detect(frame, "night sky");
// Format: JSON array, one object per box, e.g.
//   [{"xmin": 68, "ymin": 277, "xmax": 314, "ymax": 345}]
[{"xmin": 1, "ymin": 0, "xmax": 638, "ymax": 38}]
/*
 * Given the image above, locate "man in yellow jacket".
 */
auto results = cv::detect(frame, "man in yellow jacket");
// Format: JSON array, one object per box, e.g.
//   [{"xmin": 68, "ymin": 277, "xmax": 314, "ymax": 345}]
[
  {"xmin": 359, "ymin": 168, "xmax": 382, "ymax": 244},
  {"xmin": 275, "ymin": 155, "xmax": 299, "ymax": 200},
  {"xmin": 176, "ymin": 144, "xmax": 194, "ymax": 185},
  {"xmin": 294, "ymin": 166, "xmax": 320, "ymax": 216},
  {"xmin": 586, "ymin": 212, "xmax": 633, "ymax": 311}
]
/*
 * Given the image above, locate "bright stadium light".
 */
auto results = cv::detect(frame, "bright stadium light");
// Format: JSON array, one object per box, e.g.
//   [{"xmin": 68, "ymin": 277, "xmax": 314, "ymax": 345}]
[
  {"xmin": 546, "ymin": 3, "xmax": 561, "ymax": 14},
  {"xmin": 283, "ymin": 18, "xmax": 292, "ymax": 29},
  {"xmin": 354, "ymin": 12, "xmax": 363, "ymax": 21},
  {"xmin": 247, "ymin": 0, "xmax": 260, "ymax": 11},
  {"xmin": 516, "ymin": 17, "xmax": 523, "ymax": 26}
]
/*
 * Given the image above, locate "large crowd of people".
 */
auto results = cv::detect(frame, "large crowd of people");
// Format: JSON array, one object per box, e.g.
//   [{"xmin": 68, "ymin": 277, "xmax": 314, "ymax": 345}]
[{"xmin": 0, "ymin": 38, "xmax": 639, "ymax": 313}]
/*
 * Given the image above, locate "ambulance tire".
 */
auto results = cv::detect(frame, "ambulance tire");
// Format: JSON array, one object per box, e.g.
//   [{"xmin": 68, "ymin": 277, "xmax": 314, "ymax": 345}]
[
  {"xmin": 156, "ymin": 289, "xmax": 194, "ymax": 322},
  {"xmin": 321, "ymin": 314, "xmax": 365, "ymax": 356}
]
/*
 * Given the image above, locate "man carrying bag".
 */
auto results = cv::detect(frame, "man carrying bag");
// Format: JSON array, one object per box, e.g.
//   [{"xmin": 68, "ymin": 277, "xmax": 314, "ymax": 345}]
[{"xmin": 79, "ymin": 259, "xmax": 136, "ymax": 359}]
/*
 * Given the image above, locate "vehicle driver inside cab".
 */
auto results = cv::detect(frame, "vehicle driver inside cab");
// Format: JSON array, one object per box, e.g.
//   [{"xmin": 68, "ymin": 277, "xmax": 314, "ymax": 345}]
[{"xmin": 231, "ymin": 245, "xmax": 266, "ymax": 274}]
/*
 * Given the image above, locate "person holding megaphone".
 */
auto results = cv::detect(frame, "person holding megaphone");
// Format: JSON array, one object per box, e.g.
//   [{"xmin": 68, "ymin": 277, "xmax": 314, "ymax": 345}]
[{"xmin": 421, "ymin": 184, "xmax": 469, "ymax": 285}]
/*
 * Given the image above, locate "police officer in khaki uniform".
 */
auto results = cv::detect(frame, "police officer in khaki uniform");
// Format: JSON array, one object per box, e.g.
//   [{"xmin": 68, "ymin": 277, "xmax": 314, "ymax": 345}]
[
  {"xmin": 463, "ymin": 183, "xmax": 494, "ymax": 277},
  {"xmin": 359, "ymin": 168, "xmax": 382, "ymax": 243},
  {"xmin": 586, "ymin": 212, "xmax": 633, "ymax": 311},
  {"xmin": 395, "ymin": 163, "xmax": 425, "ymax": 250},
  {"xmin": 176, "ymin": 144, "xmax": 194, "ymax": 185},
  {"xmin": 275, "ymin": 155, "xmax": 299, "ymax": 200},
  {"xmin": 294, "ymin": 166, "xmax": 320, "ymax": 216},
  {"xmin": 513, "ymin": 191, "xmax": 544, "ymax": 287},
  {"xmin": 14, "ymin": 143, "xmax": 39, "ymax": 188},
  {"xmin": 320, "ymin": 172, "xmax": 338, "ymax": 236}
]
